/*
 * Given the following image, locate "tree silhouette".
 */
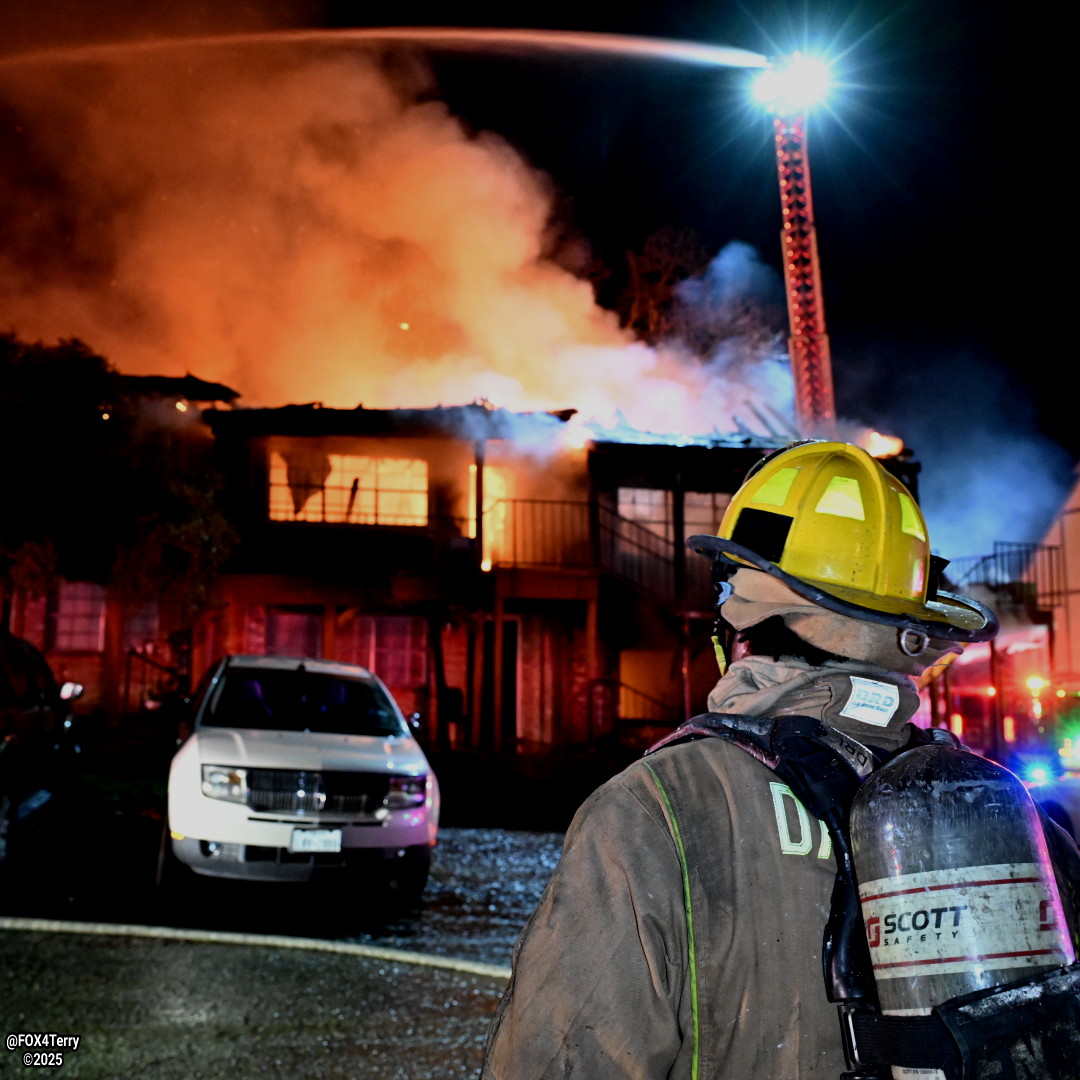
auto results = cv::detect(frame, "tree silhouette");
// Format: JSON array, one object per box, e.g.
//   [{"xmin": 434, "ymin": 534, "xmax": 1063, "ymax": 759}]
[
  {"xmin": 0, "ymin": 333, "xmax": 234, "ymax": 623},
  {"xmin": 617, "ymin": 225, "xmax": 711, "ymax": 345}
]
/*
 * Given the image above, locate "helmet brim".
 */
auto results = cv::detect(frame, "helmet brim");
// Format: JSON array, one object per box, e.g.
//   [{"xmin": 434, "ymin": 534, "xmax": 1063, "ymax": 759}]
[{"xmin": 687, "ymin": 534, "xmax": 998, "ymax": 644}]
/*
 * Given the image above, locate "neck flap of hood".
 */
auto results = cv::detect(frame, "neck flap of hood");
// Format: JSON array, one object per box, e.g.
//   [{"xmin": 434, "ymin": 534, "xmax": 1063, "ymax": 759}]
[{"xmin": 706, "ymin": 654, "xmax": 922, "ymax": 751}]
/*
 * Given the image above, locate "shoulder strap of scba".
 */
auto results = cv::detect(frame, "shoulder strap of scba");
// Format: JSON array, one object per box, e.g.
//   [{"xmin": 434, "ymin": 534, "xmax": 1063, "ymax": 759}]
[{"xmin": 645, "ymin": 714, "xmax": 1080, "ymax": 1080}]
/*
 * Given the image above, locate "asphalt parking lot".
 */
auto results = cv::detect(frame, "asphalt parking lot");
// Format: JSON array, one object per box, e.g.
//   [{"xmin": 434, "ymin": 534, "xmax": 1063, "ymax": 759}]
[
  {"xmin": 0, "ymin": 740, "xmax": 568, "ymax": 1080},
  {"xmin": 0, "ymin": 722, "xmax": 613, "ymax": 1080},
  {"xmin": 0, "ymin": 922, "xmax": 507, "ymax": 1079}
]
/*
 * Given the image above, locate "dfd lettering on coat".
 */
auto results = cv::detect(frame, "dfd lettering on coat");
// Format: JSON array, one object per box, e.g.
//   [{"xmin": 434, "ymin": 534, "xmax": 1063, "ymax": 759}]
[{"xmin": 769, "ymin": 781, "xmax": 831, "ymax": 859}]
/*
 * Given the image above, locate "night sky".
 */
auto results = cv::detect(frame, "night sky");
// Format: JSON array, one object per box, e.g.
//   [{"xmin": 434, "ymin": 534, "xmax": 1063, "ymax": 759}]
[{"xmin": 1, "ymin": 1, "xmax": 1070, "ymax": 559}]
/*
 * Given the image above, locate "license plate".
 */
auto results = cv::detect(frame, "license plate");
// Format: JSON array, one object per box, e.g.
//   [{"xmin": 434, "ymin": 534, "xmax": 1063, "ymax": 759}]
[{"xmin": 289, "ymin": 828, "xmax": 342, "ymax": 854}]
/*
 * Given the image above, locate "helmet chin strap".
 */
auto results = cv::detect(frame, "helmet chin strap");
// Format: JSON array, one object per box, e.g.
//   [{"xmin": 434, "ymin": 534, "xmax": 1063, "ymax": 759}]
[
  {"xmin": 898, "ymin": 628, "xmax": 930, "ymax": 657},
  {"xmin": 711, "ymin": 580, "xmax": 735, "ymax": 676}
]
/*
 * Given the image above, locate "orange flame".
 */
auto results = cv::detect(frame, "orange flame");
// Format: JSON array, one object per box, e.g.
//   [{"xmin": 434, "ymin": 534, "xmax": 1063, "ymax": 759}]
[{"xmin": 865, "ymin": 431, "xmax": 905, "ymax": 458}]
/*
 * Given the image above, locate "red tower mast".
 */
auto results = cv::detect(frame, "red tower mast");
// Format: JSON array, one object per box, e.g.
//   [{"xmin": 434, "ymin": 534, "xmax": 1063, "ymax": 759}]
[{"xmin": 771, "ymin": 111, "xmax": 836, "ymax": 436}]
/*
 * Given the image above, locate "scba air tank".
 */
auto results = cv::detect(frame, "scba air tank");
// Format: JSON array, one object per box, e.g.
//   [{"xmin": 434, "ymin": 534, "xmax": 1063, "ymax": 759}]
[{"xmin": 849, "ymin": 743, "xmax": 1075, "ymax": 1080}]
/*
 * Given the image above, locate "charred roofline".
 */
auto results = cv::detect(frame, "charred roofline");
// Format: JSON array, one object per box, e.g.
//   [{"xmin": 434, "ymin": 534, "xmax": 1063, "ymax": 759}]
[
  {"xmin": 200, "ymin": 401, "xmax": 575, "ymax": 440},
  {"xmin": 201, "ymin": 401, "xmax": 789, "ymax": 451},
  {"xmin": 115, "ymin": 373, "xmax": 241, "ymax": 404}
]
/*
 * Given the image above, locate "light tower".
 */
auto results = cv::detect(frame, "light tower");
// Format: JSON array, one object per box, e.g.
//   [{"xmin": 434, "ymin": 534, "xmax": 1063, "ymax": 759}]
[{"xmin": 754, "ymin": 55, "xmax": 836, "ymax": 436}]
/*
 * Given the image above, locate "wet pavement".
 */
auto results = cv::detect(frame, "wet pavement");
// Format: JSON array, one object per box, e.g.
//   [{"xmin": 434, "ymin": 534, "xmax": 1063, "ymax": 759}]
[
  {"xmin": 0, "ymin": 827, "xmax": 565, "ymax": 1078},
  {"xmin": 0, "ymin": 735, "xmax": 608, "ymax": 1078},
  {"xmin": 1, "ymin": 928, "xmax": 505, "ymax": 1079}
]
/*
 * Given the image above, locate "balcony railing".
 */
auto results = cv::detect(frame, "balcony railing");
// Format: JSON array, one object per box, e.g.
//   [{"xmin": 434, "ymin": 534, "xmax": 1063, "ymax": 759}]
[
  {"xmin": 597, "ymin": 505, "xmax": 677, "ymax": 604},
  {"xmin": 947, "ymin": 542, "xmax": 1064, "ymax": 610},
  {"xmin": 614, "ymin": 681, "xmax": 683, "ymax": 726},
  {"xmin": 591, "ymin": 679, "xmax": 682, "ymax": 750},
  {"xmin": 268, "ymin": 489, "xmax": 695, "ymax": 609},
  {"xmin": 482, "ymin": 499, "xmax": 679, "ymax": 604},
  {"xmin": 483, "ymin": 499, "xmax": 591, "ymax": 568},
  {"xmin": 268, "ymin": 480, "xmax": 427, "ymax": 526}
]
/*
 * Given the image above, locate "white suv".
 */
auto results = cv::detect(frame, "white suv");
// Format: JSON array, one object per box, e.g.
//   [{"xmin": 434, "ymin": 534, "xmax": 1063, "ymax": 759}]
[{"xmin": 166, "ymin": 655, "xmax": 439, "ymax": 896}]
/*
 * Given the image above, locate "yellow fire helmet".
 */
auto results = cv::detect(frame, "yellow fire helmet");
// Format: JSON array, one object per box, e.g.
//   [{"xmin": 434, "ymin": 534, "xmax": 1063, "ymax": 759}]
[{"xmin": 688, "ymin": 440, "xmax": 998, "ymax": 646}]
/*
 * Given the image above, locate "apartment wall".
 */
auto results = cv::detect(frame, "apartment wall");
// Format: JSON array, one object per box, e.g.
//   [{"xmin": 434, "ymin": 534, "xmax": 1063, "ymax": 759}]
[{"xmin": 1044, "ymin": 474, "xmax": 1080, "ymax": 686}]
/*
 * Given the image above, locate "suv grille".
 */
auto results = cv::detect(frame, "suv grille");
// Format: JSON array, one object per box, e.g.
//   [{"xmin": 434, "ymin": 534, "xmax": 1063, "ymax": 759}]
[{"xmin": 246, "ymin": 769, "xmax": 391, "ymax": 815}]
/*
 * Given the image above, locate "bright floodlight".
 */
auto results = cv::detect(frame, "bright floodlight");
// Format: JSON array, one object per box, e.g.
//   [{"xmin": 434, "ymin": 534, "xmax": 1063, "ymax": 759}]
[{"xmin": 752, "ymin": 53, "xmax": 830, "ymax": 114}]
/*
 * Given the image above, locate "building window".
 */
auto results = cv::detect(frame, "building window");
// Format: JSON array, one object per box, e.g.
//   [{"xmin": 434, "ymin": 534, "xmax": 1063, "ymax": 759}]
[
  {"xmin": 123, "ymin": 601, "xmax": 160, "ymax": 654},
  {"xmin": 268, "ymin": 451, "xmax": 428, "ymax": 526},
  {"xmin": 341, "ymin": 615, "xmax": 428, "ymax": 689},
  {"xmin": 265, "ymin": 606, "xmax": 323, "ymax": 658},
  {"xmin": 618, "ymin": 489, "xmax": 732, "ymax": 544},
  {"xmin": 618, "ymin": 488, "xmax": 673, "ymax": 542},
  {"xmin": 51, "ymin": 582, "xmax": 107, "ymax": 652},
  {"xmin": 684, "ymin": 492, "xmax": 732, "ymax": 541}
]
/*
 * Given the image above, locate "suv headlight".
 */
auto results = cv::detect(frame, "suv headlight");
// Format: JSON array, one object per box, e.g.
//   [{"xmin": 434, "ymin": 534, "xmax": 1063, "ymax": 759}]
[
  {"xmin": 201, "ymin": 765, "xmax": 248, "ymax": 803},
  {"xmin": 385, "ymin": 774, "xmax": 427, "ymax": 810}
]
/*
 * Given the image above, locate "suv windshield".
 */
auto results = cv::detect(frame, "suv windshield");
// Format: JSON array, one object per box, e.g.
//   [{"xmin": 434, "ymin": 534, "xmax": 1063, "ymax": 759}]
[{"xmin": 201, "ymin": 667, "xmax": 407, "ymax": 737}]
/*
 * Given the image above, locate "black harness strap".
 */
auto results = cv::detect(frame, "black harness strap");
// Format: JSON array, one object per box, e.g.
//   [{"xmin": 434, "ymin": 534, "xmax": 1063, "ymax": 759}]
[
  {"xmin": 840, "ymin": 1006, "xmax": 961, "ymax": 1074},
  {"xmin": 844, "ymin": 965, "xmax": 1080, "ymax": 1078}
]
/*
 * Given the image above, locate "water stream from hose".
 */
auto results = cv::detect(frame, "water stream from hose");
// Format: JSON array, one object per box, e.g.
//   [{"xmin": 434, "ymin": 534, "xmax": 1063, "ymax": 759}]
[{"xmin": 0, "ymin": 26, "xmax": 768, "ymax": 71}]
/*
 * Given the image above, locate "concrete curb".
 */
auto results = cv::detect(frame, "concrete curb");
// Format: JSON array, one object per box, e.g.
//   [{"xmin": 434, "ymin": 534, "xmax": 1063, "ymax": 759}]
[{"xmin": 0, "ymin": 915, "xmax": 512, "ymax": 981}]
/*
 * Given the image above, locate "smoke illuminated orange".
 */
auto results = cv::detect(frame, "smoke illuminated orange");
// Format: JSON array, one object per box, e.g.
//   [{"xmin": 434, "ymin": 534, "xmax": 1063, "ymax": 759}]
[{"xmin": 0, "ymin": 30, "xmax": 791, "ymax": 441}]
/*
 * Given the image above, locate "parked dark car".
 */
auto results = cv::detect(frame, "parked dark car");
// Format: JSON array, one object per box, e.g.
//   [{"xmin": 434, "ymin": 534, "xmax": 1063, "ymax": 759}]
[{"xmin": 0, "ymin": 630, "xmax": 83, "ymax": 874}]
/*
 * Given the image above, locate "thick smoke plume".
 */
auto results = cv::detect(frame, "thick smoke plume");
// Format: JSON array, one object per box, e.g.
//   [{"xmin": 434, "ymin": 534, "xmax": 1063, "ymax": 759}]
[
  {"xmin": 844, "ymin": 344, "xmax": 1075, "ymax": 559},
  {"xmin": 0, "ymin": 39, "xmax": 791, "ymax": 438}
]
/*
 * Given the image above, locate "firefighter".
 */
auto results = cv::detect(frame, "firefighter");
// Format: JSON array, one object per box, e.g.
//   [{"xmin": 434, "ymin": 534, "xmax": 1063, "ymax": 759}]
[{"xmin": 480, "ymin": 440, "xmax": 1000, "ymax": 1079}]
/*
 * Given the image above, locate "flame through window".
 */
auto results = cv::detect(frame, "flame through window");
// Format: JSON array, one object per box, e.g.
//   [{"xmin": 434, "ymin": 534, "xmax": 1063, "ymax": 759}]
[{"xmin": 268, "ymin": 450, "xmax": 427, "ymax": 525}]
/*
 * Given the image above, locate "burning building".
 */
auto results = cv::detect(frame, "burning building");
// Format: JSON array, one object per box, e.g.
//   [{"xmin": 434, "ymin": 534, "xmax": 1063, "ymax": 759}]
[
  {"xmin": 0, "ymin": 31, "xmax": 802, "ymax": 751},
  {"xmin": 192, "ymin": 399, "xmax": 782, "ymax": 756},
  {"xmin": 3, "ymin": 27, "xmax": 1021, "ymax": 766},
  {"xmin": 4, "ymin": 362, "xmax": 1032, "ymax": 771},
  {"xmin": 0, "ymin": 371, "xmax": 795, "ymax": 761},
  {"xmin": 0, "ymin": 29, "xmax": 813, "ymax": 760}
]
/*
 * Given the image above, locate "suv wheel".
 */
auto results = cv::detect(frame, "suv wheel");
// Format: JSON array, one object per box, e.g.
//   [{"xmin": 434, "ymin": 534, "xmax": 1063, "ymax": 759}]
[
  {"xmin": 388, "ymin": 845, "xmax": 431, "ymax": 907},
  {"xmin": 154, "ymin": 818, "xmax": 190, "ymax": 889}
]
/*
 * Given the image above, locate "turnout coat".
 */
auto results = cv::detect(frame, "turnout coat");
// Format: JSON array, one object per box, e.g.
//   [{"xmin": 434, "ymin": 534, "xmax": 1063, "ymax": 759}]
[{"xmin": 481, "ymin": 657, "xmax": 924, "ymax": 1079}]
